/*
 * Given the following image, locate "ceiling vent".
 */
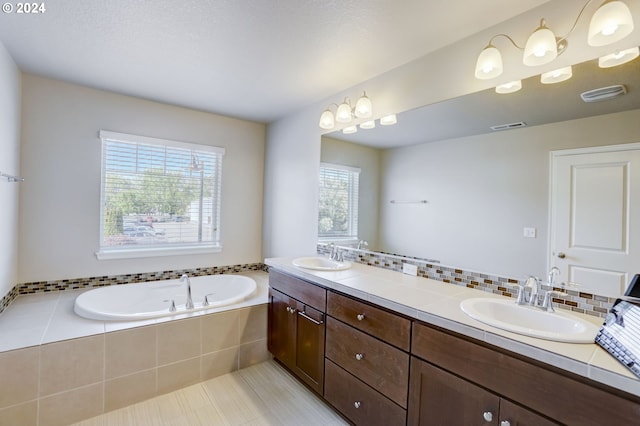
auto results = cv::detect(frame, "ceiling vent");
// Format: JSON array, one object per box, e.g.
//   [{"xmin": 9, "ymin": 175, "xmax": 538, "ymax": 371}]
[
  {"xmin": 580, "ymin": 85, "xmax": 627, "ymax": 103},
  {"xmin": 490, "ymin": 121, "xmax": 527, "ymax": 131}
]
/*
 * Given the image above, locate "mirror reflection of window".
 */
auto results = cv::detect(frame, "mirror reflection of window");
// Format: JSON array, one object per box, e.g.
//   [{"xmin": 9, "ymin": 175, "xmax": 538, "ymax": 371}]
[{"xmin": 318, "ymin": 163, "xmax": 360, "ymax": 241}]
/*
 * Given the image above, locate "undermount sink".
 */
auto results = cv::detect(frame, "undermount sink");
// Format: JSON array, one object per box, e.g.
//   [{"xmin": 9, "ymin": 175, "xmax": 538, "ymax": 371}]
[
  {"xmin": 292, "ymin": 256, "xmax": 352, "ymax": 271},
  {"xmin": 460, "ymin": 298, "xmax": 600, "ymax": 343}
]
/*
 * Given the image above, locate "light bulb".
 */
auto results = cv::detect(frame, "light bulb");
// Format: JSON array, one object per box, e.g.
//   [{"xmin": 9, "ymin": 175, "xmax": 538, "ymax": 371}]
[
  {"xmin": 523, "ymin": 20, "xmax": 558, "ymax": 66},
  {"xmin": 354, "ymin": 93, "xmax": 372, "ymax": 118},
  {"xmin": 335, "ymin": 100, "xmax": 352, "ymax": 123}
]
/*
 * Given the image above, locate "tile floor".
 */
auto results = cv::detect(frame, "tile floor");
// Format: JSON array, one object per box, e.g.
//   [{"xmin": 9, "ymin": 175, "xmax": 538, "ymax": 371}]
[{"xmin": 73, "ymin": 360, "xmax": 348, "ymax": 426}]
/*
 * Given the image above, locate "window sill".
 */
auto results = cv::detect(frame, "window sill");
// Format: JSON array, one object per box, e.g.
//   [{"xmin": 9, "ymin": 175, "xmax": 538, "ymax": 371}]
[{"xmin": 95, "ymin": 244, "xmax": 222, "ymax": 260}]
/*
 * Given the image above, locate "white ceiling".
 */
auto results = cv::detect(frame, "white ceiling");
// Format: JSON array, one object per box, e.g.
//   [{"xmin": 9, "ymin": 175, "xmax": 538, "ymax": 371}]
[{"xmin": 0, "ymin": 0, "xmax": 550, "ymax": 123}]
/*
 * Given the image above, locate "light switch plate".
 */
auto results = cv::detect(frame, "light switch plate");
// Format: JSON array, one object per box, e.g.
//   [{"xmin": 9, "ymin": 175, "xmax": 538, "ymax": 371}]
[
  {"xmin": 523, "ymin": 227, "xmax": 537, "ymax": 238},
  {"xmin": 403, "ymin": 263, "xmax": 418, "ymax": 276}
]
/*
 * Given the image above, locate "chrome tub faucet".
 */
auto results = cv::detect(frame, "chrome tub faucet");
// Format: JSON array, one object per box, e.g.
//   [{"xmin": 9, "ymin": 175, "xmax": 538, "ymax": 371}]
[{"xmin": 180, "ymin": 274, "xmax": 194, "ymax": 309}]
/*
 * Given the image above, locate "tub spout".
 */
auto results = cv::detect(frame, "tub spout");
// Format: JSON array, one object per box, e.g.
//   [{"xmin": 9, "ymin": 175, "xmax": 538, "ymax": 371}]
[{"xmin": 180, "ymin": 274, "xmax": 194, "ymax": 309}]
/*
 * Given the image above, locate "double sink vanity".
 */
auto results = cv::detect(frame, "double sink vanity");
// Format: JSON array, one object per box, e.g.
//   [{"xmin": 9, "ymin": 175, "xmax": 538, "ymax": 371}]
[{"xmin": 265, "ymin": 256, "xmax": 640, "ymax": 425}]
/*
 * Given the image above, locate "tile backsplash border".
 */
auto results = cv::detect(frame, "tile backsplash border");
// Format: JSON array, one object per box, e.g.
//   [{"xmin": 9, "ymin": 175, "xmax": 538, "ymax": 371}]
[
  {"xmin": 0, "ymin": 263, "xmax": 269, "ymax": 314},
  {"xmin": 318, "ymin": 244, "xmax": 615, "ymax": 319}
]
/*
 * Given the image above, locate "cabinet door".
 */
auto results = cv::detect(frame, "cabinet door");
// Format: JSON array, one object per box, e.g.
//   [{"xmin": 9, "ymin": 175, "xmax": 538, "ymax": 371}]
[
  {"xmin": 408, "ymin": 356, "xmax": 500, "ymax": 426},
  {"xmin": 268, "ymin": 288, "xmax": 296, "ymax": 368},
  {"xmin": 499, "ymin": 399, "xmax": 559, "ymax": 426},
  {"xmin": 294, "ymin": 304, "xmax": 325, "ymax": 395}
]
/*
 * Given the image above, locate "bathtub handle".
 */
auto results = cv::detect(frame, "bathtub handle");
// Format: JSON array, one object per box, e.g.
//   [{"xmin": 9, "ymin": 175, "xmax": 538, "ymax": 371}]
[{"xmin": 298, "ymin": 310, "xmax": 324, "ymax": 326}]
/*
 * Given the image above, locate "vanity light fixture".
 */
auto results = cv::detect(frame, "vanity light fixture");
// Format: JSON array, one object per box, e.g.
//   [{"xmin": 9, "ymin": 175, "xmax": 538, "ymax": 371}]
[
  {"xmin": 598, "ymin": 46, "xmax": 640, "ymax": 67},
  {"xmin": 380, "ymin": 114, "xmax": 397, "ymax": 126},
  {"xmin": 318, "ymin": 92, "xmax": 372, "ymax": 130},
  {"xmin": 495, "ymin": 80, "xmax": 522, "ymax": 94},
  {"xmin": 541, "ymin": 66, "xmax": 573, "ymax": 84},
  {"xmin": 360, "ymin": 120, "xmax": 376, "ymax": 129},
  {"xmin": 474, "ymin": 0, "xmax": 635, "ymax": 80}
]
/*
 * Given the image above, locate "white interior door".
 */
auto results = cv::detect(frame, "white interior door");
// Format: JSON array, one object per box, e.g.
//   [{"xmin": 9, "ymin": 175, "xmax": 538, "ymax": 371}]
[{"xmin": 549, "ymin": 144, "xmax": 640, "ymax": 298}]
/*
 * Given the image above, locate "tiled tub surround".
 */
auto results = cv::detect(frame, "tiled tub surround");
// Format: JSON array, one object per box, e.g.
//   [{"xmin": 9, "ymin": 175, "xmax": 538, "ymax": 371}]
[
  {"xmin": 0, "ymin": 271, "xmax": 270, "ymax": 426},
  {"xmin": 267, "ymin": 257, "xmax": 640, "ymax": 399},
  {"xmin": 318, "ymin": 244, "xmax": 616, "ymax": 318},
  {"xmin": 0, "ymin": 262, "xmax": 267, "ymax": 314}
]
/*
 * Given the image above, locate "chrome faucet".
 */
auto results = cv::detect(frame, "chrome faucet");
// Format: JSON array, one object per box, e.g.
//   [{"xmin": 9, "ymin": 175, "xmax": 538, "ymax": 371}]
[
  {"xmin": 180, "ymin": 274, "xmax": 194, "ymax": 309},
  {"xmin": 357, "ymin": 240, "xmax": 369, "ymax": 250},
  {"xmin": 327, "ymin": 243, "xmax": 343, "ymax": 261}
]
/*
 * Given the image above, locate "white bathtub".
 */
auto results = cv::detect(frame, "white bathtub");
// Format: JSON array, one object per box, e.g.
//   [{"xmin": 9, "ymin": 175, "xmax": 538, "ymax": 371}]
[{"xmin": 74, "ymin": 274, "xmax": 257, "ymax": 321}]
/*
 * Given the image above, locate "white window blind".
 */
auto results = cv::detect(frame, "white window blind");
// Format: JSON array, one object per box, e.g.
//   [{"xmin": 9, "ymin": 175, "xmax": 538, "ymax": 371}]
[
  {"xmin": 318, "ymin": 163, "xmax": 360, "ymax": 239},
  {"xmin": 97, "ymin": 131, "xmax": 224, "ymax": 259}
]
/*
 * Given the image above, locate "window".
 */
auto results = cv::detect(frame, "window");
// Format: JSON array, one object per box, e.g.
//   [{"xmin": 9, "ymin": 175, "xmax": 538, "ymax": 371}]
[
  {"xmin": 318, "ymin": 163, "xmax": 360, "ymax": 240},
  {"xmin": 96, "ymin": 130, "xmax": 224, "ymax": 259}
]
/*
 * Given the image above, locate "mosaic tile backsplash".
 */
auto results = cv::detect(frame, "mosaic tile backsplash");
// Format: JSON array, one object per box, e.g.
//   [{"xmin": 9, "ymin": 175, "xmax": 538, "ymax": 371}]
[
  {"xmin": 318, "ymin": 243, "xmax": 615, "ymax": 319},
  {"xmin": 0, "ymin": 263, "xmax": 268, "ymax": 314}
]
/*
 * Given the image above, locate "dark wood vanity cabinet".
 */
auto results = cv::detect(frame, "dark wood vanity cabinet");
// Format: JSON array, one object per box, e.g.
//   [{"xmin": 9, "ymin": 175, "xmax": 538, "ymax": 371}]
[
  {"xmin": 408, "ymin": 356, "xmax": 558, "ymax": 426},
  {"xmin": 410, "ymin": 322, "xmax": 640, "ymax": 426},
  {"xmin": 268, "ymin": 271, "xmax": 326, "ymax": 395}
]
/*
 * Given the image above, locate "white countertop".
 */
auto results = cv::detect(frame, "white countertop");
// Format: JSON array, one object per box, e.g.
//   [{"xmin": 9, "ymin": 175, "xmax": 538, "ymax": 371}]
[{"xmin": 265, "ymin": 257, "xmax": 640, "ymax": 398}]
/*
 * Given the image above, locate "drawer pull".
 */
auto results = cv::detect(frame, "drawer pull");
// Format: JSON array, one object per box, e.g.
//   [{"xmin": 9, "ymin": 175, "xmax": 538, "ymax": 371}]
[
  {"xmin": 356, "ymin": 313, "xmax": 365, "ymax": 321},
  {"xmin": 298, "ymin": 310, "xmax": 324, "ymax": 325},
  {"xmin": 483, "ymin": 412, "xmax": 493, "ymax": 422},
  {"xmin": 354, "ymin": 401, "xmax": 361, "ymax": 409},
  {"xmin": 355, "ymin": 353, "xmax": 364, "ymax": 361}
]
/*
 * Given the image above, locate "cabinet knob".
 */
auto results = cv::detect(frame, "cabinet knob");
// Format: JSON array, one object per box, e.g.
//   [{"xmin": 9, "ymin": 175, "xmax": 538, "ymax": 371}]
[
  {"xmin": 483, "ymin": 412, "xmax": 493, "ymax": 422},
  {"xmin": 355, "ymin": 353, "xmax": 364, "ymax": 361},
  {"xmin": 356, "ymin": 313, "xmax": 365, "ymax": 321},
  {"xmin": 500, "ymin": 421, "xmax": 511, "ymax": 426},
  {"xmin": 286, "ymin": 306, "xmax": 296, "ymax": 314},
  {"xmin": 354, "ymin": 401, "xmax": 361, "ymax": 409}
]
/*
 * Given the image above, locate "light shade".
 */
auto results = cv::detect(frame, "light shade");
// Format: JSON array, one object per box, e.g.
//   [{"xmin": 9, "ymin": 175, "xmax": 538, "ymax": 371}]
[
  {"xmin": 335, "ymin": 101, "xmax": 352, "ymax": 123},
  {"xmin": 319, "ymin": 109, "xmax": 335, "ymax": 130},
  {"xmin": 495, "ymin": 80, "xmax": 522, "ymax": 94},
  {"xmin": 541, "ymin": 66, "xmax": 573, "ymax": 84},
  {"xmin": 354, "ymin": 93, "xmax": 372, "ymax": 118},
  {"xmin": 342, "ymin": 126, "xmax": 357, "ymax": 134},
  {"xmin": 523, "ymin": 21, "xmax": 558, "ymax": 66},
  {"xmin": 588, "ymin": 1, "xmax": 635, "ymax": 47},
  {"xmin": 360, "ymin": 120, "xmax": 376, "ymax": 129},
  {"xmin": 475, "ymin": 45, "xmax": 503, "ymax": 79},
  {"xmin": 598, "ymin": 46, "xmax": 640, "ymax": 67},
  {"xmin": 380, "ymin": 114, "xmax": 397, "ymax": 125}
]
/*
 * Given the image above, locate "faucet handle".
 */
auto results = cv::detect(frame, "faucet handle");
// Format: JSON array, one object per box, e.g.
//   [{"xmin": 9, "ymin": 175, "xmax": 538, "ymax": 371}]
[
  {"xmin": 510, "ymin": 282, "xmax": 527, "ymax": 305},
  {"xmin": 542, "ymin": 290, "xmax": 568, "ymax": 312}
]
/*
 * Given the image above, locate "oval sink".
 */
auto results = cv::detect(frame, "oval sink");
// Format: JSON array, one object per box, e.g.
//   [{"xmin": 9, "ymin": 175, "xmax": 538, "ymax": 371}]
[
  {"xmin": 460, "ymin": 298, "xmax": 599, "ymax": 343},
  {"xmin": 292, "ymin": 256, "xmax": 352, "ymax": 271}
]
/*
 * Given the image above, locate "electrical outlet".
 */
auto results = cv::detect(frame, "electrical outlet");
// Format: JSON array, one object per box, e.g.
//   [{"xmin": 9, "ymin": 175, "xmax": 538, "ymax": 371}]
[
  {"xmin": 523, "ymin": 227, "xmax": 537, "ymax": 238},
  {"xmin": 403, "ymin": 263, "xmax": 418, "ymax": 276}
]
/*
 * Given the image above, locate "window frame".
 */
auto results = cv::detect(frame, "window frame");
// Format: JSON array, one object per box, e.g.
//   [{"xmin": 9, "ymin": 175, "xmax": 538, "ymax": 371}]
[
  {"xmin": 318, "ymin": 162, "xmax": 360, "ymax": 242},
  {"xmin": 95, "ymin": 130, "xmax": 225, "ymax": 260}
]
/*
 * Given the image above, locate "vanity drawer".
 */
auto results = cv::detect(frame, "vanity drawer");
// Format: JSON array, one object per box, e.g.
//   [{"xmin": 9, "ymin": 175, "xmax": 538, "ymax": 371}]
[
  {"xmin": 327, "ymin": 291, "xmax": 411, "ymax": 351},
  {"xmin": 326, "ymin": 316, "xmax": 409, "ymax": 408},
  {"xmin": 325, "ymin": 359, "xmax": 406, "ymax": 426},
  {"xmin": 269, "ymin": 270, "xmax": 326, "ymax": 312}
]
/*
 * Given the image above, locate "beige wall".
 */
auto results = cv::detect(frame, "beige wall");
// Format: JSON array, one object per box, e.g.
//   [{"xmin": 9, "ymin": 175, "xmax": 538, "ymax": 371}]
[
  {"xmin": 19, "ymin": 75, "xmax": 265, "ymax": 283},
  {"xmin": 380, "ymin": 109, "xmax": 640, "ymax": 279},
  {"xmin": 0, "ymin": 42, "xmax": 21, "ymax": 299}
]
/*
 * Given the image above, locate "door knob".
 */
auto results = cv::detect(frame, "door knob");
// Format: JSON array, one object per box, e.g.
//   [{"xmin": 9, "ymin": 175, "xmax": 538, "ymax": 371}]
[{"xmin": 555, "ymin": 251, "xmax": 566, "ymax": 259}]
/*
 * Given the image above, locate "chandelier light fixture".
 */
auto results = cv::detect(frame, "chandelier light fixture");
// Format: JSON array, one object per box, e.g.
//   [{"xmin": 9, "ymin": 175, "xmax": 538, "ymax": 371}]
[{"xmin": 475, "ymin": 0, "xmax": 636, "ymax": 92}]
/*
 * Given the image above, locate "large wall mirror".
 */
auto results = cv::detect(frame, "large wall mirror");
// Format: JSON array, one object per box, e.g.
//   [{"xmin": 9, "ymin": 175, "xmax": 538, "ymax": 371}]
[{"xmin": 321, "ymin": 56, "xmax": 640, "ymax": 296}]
